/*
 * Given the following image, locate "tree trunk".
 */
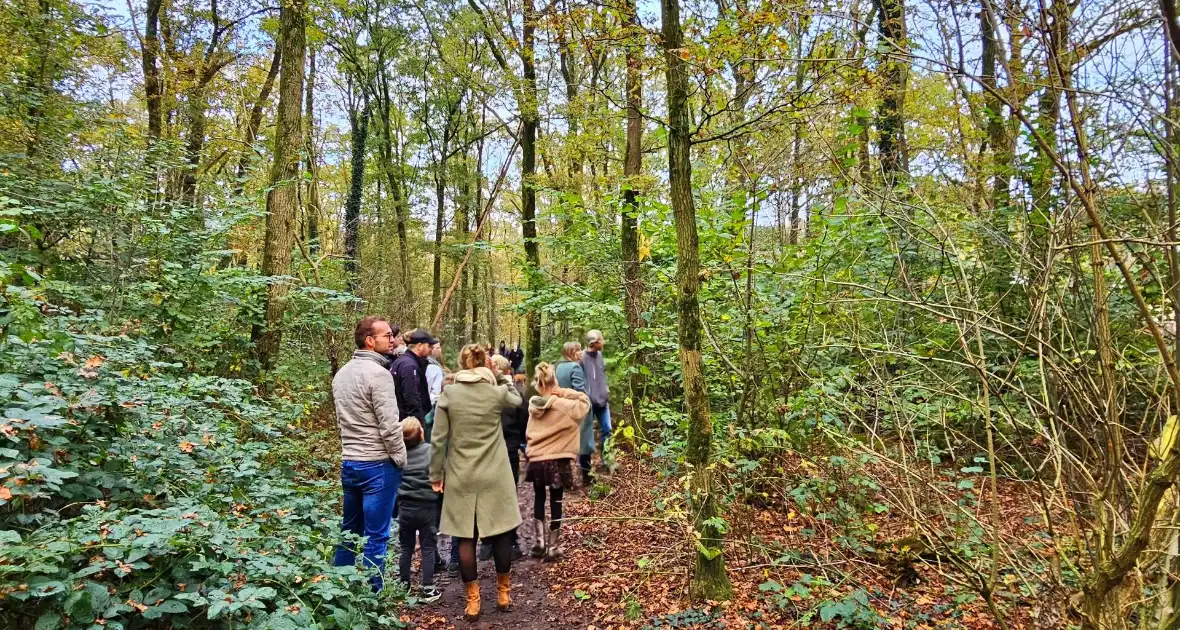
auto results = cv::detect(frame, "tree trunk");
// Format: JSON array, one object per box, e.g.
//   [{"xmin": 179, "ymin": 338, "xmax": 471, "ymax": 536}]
[
  {"xmin": 980, "ymin": 0, "xmax": 1015, "ymax": 305},
  {"xmin": 142, "ymin": 0, "xmax": 163, "ymax": 143},
  {"xmin": 662, "ymin": 0, "xmax": 733, "ymax": 601},
  {"xmin": 456, "ymin": 148, "xmax": 473, "ymax": 344},
  {"xmin": 234, "ymin": 43, "xmax": 281, "ymax": 195},
  {"xmin": 872, "ymin": 0, "xmax": 909, "ymax": 186},
  {"xmin": 488, "ymin": 261, "xmax": 498, "ymax": 346},
  {"xmin": 376, "ymin": 92, "xmax": 415, "ymax": 324},
  {"xmin": 556, "ymin": 22, "xmax": 582, "ymax": 339},
  {"xmin": 787, "ymin": 23, "xmax": 807, "ymax": 245},
  {"xmin": 181, "ymin": 83, "xmax": 206, "ymax": 207},
  {"xmin": 432, "ymin": 164, "xmax": 446, "ymax": 320},
  {"xmin": 304, "ymin": 47, "xmax": 321, "ymax": 255},
  {"xmin": 620, "ymin": 0, "xmax": 647, "ymax": 438},
  {"xmin": 251, "ymin": 0, "xmax": 305, "ymax": 383},
  {"xmin": 522, "ymin": 0, "xmax": 542, "ymax": 378},
  {"xmin": 1028, "ymin": 0, "xmax": 1067, "ymax": 245},
  {"xmin": 344, "ymin": 100, "xmax": 368, "ymax": 291},
  {"xmin": 472, "ymin": 134, "xmax": 486, "ymax": 343}
]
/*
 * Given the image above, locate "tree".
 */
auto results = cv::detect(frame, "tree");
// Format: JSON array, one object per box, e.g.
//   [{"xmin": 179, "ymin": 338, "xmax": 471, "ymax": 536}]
[
  {"xmin": 343, "ymin": 82, "xmax": 368, "ymax": 291},
  {"xmin": 872, "ymin": 0, "xmax": 908, "ymax": 186},
  {"xmin": 141, "ymin": 0, "xmax": 163, "ymax": 144},
  {"xmin": 619, "ymin": 0, "xmax": 646, "ymax": 436},
  {"xmin": 662, "ymin": 0, "xmax": 733, "ymax": 601},
  {"xmin": 467, "ymin": 0, "xmax": 540, "ymax": 376},
  {"xmin": 233, "ymin": 42, "xmax": 281, "ymax": 195},
  {"xmin": 521, "ymin": 0, "xmax": 541, "ymax": 378},
  {"xmin": 251, "ymin": 0, "xmax": 305, "ymax": 381},
  {"xmin": 304, "ymin": 46, "xmax": 322, "ymax": 254}
]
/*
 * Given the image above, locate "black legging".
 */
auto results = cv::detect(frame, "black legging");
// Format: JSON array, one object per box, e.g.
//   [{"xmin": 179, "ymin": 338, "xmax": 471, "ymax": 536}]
[
  {"xmin": 456, "ymin": 526, "xmax": 512, "ymax": 583},
  {"xmin": 532, "ymin": 481, "xmax": 564, "ymax": 530}
]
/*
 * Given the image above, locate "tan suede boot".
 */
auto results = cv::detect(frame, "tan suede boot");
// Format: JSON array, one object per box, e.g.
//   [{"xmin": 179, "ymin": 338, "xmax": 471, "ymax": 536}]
[
  {"xmin": 496, "ymin": 573, "xmax": 512, "ymax": 611},
  {"xmin": 464, "ymin": 580, "xmax": 481, "ymax": 622}
]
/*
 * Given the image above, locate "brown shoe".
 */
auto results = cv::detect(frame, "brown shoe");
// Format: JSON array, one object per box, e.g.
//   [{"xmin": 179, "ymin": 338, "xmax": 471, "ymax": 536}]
[
  {"xmin": 496, "ymin": 573, "xmax": 512, "ymax": 611},
  {"xmin": 464, "ymin": 580, "xmax": 481, "ymax": 622}
]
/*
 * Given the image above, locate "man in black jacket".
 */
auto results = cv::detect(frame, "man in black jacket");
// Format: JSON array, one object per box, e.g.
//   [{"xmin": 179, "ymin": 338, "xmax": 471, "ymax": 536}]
[{"xmin": 391, "ymin": 329, "xmax": 436, "ymax": 423}]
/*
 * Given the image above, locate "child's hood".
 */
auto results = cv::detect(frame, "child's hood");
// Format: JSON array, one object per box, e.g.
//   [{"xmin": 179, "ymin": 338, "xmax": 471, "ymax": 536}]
[{"xmin": 528, "ymin": 394, "xmax": 556, "ymax": 419}]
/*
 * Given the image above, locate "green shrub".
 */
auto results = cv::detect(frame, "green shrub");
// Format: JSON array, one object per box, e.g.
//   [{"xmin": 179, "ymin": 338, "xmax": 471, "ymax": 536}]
[{"xmin": 0, "ymin": 316, "xmax": 400, "ymax": 629}]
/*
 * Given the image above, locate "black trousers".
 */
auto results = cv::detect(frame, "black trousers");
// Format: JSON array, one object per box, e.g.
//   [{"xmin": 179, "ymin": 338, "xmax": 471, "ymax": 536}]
[
  {"xmin": 508, "ymin": 449, "xmax": 520, "ymax": 485},
  {"xmin": 533, "ymin": 480, "xmax": 564, "ymax": 529},
  {"xmin": 397, "ymin": 502, "xmax": 438, "ymax": 587}
]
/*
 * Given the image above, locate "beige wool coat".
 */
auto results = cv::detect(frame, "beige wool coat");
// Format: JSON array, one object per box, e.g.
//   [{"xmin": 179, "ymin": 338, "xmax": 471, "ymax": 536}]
[{"xmin": 429, "ymin": 368, "xmax": 523, "ymax": 539}]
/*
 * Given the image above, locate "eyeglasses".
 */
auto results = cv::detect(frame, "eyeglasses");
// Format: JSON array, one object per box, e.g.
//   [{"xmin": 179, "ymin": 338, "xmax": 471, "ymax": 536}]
[{"xmin": 370, "ymin": 333, "xmax": 397, "ymax": 340}]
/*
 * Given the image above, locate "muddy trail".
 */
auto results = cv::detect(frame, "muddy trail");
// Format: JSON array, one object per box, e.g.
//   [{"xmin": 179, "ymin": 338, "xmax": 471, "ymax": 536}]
[{"xmin": 398, "ymin": 478, "xmax": 588, "ymax": 629}]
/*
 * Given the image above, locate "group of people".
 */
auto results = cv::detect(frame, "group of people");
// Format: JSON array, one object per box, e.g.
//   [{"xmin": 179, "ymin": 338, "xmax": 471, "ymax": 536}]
[{"xmin": 330, "ymin": 317, "xmax": 612, "ymax": 622}]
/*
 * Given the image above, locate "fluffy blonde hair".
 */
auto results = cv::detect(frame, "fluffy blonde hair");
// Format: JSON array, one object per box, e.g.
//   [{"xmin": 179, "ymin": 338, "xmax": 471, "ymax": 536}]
[
  {"xmin": 491, "ymin": 354, "xmax": 510, "ymax": 373},
  {"xmin": 459, "ymin": 343, "xmax": 488, "ymax": 370},
  {"xmin": 402, "ymin": 417, "xmax": 423, "ymax": 448},
  {"xmin": 532, "ymin": 362, "xmax": 557, "ymax": 392}
]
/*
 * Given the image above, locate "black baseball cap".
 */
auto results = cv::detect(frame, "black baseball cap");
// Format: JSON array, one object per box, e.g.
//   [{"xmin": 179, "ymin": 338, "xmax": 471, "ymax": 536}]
[{"xmin": 406, "ymin": 328, "xmax": 438, "ymax": 345}]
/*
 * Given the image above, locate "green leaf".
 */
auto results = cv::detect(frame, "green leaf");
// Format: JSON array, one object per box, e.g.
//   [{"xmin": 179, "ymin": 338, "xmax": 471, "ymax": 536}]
[
  {"xmin": 573, "ymin": 589, "xmax": 591, "ymax": 601},
  {"xmin": 64, "ymin": 589, "xmax": 94, "ymax": 620},
  {"xmin": 34, "ymin": 612, "xmax": 61, "ymax": 630},
  {"xmin": 143, "ymin": 599, "xmax": 188, "ymax": 619}
]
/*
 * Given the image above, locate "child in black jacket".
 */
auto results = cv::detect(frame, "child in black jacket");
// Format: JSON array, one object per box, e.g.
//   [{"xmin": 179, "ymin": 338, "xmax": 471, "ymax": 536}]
[{"xmin": 396, "ymin": 418, "xmax": 442, "ymax": 602}]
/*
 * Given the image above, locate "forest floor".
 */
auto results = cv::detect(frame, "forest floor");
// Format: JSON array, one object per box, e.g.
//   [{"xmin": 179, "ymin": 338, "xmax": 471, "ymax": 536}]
[
  {"xmin": 397, "ymin": 452, "xmax": 1062, "ymax": 629},
  {"xmin": 398, "ymin": 478, "xmax": 573, "ymax": 629}
]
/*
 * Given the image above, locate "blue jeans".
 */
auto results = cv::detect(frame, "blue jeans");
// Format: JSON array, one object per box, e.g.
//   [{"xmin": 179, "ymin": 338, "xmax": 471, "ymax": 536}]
[
  {"xmin": 578, "ymin": 405, "xmax": 612, "ymax": 472},
  {"xmin": 333, "ymin": 460, "xmax": 401, "ymax": 591},
  {"xmin": 592, "ymin": 405, "xmax": 612, "ymax": 453}
]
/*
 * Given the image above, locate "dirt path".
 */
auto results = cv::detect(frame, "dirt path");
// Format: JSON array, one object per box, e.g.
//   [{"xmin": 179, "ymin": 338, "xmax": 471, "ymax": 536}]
[{"xmin": 399, "ymin": 478, "xmax": 584, "ymax": 629}]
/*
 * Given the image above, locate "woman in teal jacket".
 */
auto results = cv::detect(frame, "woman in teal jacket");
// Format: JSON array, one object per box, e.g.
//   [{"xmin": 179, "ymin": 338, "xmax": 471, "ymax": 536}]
[{"xmin": 554, "ymin": 342, "xmax": 593, "ymax": 485}]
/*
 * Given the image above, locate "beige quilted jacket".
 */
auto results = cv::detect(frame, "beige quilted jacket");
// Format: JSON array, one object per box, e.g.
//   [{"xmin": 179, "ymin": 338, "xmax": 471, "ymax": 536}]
[{"xmin": 332, "ymin": 350, "xmax": 406, "ymax": 466}]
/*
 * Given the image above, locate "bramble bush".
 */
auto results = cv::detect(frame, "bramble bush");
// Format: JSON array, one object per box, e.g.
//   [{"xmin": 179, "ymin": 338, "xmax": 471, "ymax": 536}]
[{"xmin": 0, "ymin": 311, "xmax": 401, "ymax": 628}]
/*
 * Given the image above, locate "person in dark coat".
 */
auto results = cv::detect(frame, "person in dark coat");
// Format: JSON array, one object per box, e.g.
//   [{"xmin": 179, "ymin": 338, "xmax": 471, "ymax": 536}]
[
  {"xmin": 510, "ymin": 344, "xmax": 524, "ymax": 373},
  {"xmin": 396, "ymin": 418, "xmax": 442, "ymax": 602},
  {"xmin": 392, "ymin": 329, "xmax": 437, "ymax": 423}
]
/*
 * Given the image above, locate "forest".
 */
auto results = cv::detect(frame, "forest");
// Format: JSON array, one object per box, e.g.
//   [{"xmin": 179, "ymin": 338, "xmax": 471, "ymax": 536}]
[{"xmin": 2, "ymin": 0, "xmax": 1180, "ymax": 625}]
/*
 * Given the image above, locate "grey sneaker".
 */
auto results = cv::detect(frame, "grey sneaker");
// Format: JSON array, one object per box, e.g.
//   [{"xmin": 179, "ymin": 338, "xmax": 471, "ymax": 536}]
[{"xmin": 420, "ymin": 585, "xmax": 442, "ymax": 604}]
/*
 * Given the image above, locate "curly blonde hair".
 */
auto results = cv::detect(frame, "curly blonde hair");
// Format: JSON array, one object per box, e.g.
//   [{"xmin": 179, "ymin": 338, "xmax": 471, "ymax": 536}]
[
  {"xmin": 532, "ymin": 362, "xmax": 557, "ymax": 392},
  {"xmin": 459, "ymin": 343, "xmax": 488, "ymax": 370}
]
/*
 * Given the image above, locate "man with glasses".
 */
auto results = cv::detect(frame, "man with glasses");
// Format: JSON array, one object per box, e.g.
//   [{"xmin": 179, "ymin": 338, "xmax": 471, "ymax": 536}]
[{"xmin": 332, "ymin": 316, "xmax": 407, "ymax": 591}]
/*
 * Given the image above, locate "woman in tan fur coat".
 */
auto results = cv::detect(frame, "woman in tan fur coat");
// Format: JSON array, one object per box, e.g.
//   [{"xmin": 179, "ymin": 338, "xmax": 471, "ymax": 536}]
[{"xmin": 524, "ymin": 362, "xmax": 590, "ymax": 561}]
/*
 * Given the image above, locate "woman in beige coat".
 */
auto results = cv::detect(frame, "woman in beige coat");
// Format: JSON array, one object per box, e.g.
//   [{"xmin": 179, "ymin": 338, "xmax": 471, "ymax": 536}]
[
  {"xmin": 524, "ymin": 362, "xmax": 590, "ymax": 562},
  {"xmin": 430, "ymin": 344, "xmax": 522, "ymax": 621}
]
